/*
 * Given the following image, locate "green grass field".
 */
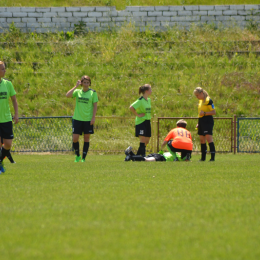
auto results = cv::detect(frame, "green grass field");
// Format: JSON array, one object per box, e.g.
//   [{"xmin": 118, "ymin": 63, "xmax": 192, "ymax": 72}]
[
  {"xmin": 1, "ymin": 0, "xmax": 260, "ymax": 9},
  {"xmin": 1, "ymin": 153, "xmax": 260, "ymax": 260}
]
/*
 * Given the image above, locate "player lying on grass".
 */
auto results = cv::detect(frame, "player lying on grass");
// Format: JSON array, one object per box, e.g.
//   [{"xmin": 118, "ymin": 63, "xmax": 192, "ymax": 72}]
[
  {"xmin": 124, "ymin": 146, "xmax": 183, "ymax": 162},
  {"xmin": 0, "ymin": 61, "xmax": 19, "ymax": 173},
  {"xmin": 66, "ymin": 75, "xmax": 98, "ymax": 162},
  {"xmin": 161, "ymin": 119, "xmax": 193, "ymax": 161}
]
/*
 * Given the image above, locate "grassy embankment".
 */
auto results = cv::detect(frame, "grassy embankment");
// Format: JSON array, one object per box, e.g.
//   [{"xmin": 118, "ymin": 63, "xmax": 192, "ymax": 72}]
[
  {"xmin": 1, "ymin": 24, "xmax": 260, "ymax": 118},
  {"xmin": 1, "ymin": 0, "xmax": 260, "ymax": 9}
]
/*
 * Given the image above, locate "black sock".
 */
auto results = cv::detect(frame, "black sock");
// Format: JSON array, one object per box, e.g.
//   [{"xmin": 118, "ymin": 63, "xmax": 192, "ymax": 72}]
[
  {"xmin": 137, "ymin": 143, "xmax": 146, "ymax": 156},
  {"xmin": 0, "ymin": 147, "xmax": 9, "ymax": 163},
  {"xmin": 131, "ymin": 155, "xmax": 145, "ymax": 161},
  {"xmin": 73, "ymin": 142, "xmax": 80, "ymax": 156},
  {"xmin": 201, "ymin": 143, "xmax": 207, "ymax": 161},
  {"xmin": 83, "ymin": 142, "xmax": 89, "ymax": 159},
  {"xmin": 6, "ymin": 150, "xmax": 15, "ymax": 163},
  {"xmin": 209, "ymin": 142, "xmax": 215, "ymax": 160}
]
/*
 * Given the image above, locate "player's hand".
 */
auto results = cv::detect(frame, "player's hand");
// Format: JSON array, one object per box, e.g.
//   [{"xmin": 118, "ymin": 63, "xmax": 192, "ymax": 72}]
[
  {"xmin": 76, "ymin": 80, "xmax": 81, "ymax": 87},
  {"xmin": 196, "ymin": 124, "xmax": 199, "ymax": 128},
  {"xmin": 199, "ymin": 110, "xmax": 205, "ymax": 116},
  {"xmin": 158, "ymin": 150, "xmax": 164, "ymax": 155},
  {"xmin": 138, "ymin": 113, "xmax": 145, "ymax": 117},
  {"xmin": 90, "ymin": 118, "xmax": 95, "ymax": 125},
  {"xmin": 13, "ymin": 115, "xmax": 19, "ymax": 124}
]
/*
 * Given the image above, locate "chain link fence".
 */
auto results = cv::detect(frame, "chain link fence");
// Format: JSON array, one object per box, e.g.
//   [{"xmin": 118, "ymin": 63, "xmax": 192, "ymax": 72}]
[
  {"xmin": 156, "ymin": 117, "xmax": 233, "ymax": 153},
  {"xmin": 237, "ymin": 118, "xmax": 260, "ymax": 153}
]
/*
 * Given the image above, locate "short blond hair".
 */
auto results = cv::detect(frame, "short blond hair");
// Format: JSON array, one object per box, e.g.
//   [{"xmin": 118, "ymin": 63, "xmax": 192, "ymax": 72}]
[
  {"xmin": 193, "ymin": 87, "xmax": 209, "ymax": 99},
  {"xmin": 176, "ymin": 119, "xmax": 187, "ymax": 128}
]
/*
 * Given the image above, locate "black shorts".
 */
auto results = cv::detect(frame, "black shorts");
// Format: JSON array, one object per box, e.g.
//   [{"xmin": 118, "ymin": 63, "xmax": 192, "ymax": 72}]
[
  {"xmin": 198, "ymin": 117, "xmax": 214, "ymax": 136},
  {"xmin": 135, "ymin": 120, "xmax": 151, "ymax": 137},
  {"xmin": 0, "ymin": 121, "xmax": 14, "ymax": 139},
  {"xmin": 73, "ymin": 119, "xmax": 94, "ymax": 135},
  {"xmin": 146, "ymin": 153, "xmax": 166, "ymax": 161},
  {"xmin": 167, "ymin": 141, "xmax": 192, "ymax": 159}
]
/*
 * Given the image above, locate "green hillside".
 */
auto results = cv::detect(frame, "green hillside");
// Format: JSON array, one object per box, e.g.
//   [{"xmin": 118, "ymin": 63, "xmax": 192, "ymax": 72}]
[
  {"xmin": 1, "ymin": 23, "xmax": 260, "ymax": 118},
  {"xmin": 1, "ymin": 0, "xmax": 260, "ymax": 9}
]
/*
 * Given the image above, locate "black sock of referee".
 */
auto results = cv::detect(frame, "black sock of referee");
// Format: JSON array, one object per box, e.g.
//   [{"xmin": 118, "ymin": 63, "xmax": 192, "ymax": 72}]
[
  {"xmin": 83, "ymin": 142, "xmax": 89, "ymax": 160},
  {"xmin": 209, "ymin": 142, "xmax": 215, "ymax": 161},
  {"xmin": 137, "ymin": 142, "xmax": 145, "ymax": 156},
  {"xmin": 0, "ymin": 147, "xmax": 9, "ymax": 163},
  {"xmin": 73, "ymin": 142, "xmax": 80, "ymax": 157},
  {"xmin": 201, "ymin": 143, "xmax": 207, "ymax": 161}
]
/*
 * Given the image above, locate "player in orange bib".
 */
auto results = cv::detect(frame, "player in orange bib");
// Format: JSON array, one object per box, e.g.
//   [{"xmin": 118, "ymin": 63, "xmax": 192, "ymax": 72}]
[{"xmin": 161, "ymin": 119, "xmax": 193, "ymax": 161}]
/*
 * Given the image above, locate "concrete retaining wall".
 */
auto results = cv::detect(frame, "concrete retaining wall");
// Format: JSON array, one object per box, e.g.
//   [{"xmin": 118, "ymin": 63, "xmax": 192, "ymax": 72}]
[{"xmin": 0, "ymin": 5, "xmax": 259, "ymax": 33}]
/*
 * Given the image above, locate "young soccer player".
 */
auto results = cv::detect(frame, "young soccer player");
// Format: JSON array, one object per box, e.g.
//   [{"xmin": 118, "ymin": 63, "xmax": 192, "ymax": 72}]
[
  {"xmin": 129, "ymin": 84, "xmax": 152, "ymax": 157},
  {"xmin": 161, "ymin": 119, "xmax": 193, "ymax": 161},
  {"xmin": 124, "ymin": 146, "xmax": 180, "ymax": 162},
  {"xmin": 66, "ymin": 75, "xmax": 98, "ymax": 162},
  {"xmin": 193, "ymin": 87, "xmax": 216, "ymax": 161},
  {"xmin": 0, "ymin": 61, "xmax": 19, "ymax": 173}
]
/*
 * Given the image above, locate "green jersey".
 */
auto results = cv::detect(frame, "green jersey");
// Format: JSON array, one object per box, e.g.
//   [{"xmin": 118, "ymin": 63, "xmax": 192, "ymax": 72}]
[
  {"xmin": 72, "ymin": 88, "xmax": 98, "ymax": 121},
  {"xmin": 163, "ymin": 152, "xmax": 181, "ymax": 162},
  {"xmin": 131, "ymin": 96, "xmax": 151, "ymax": 125},
  {"xmin": 0, "ymin": 78, "xmax": 16, "ymax": 123}
]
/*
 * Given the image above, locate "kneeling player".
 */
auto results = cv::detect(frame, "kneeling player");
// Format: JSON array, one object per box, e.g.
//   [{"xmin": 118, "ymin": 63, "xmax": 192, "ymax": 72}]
[{"xmin": 161, "ymin": 119, "xmax": 193, "ymax": 161}]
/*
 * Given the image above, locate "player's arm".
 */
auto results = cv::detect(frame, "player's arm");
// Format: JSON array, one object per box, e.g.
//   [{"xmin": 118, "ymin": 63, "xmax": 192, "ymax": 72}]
[
  {"xmin": 161, "ymin": 131, "xmax": 173, "ymax": 150},
  {"xmin": 11, "ymin": 95, "xmax": 19, "ymax": 124},
  {"xmin": 129, "ymin": 105, "xmax": 145, "ymax": 117},
  {"xmin": 66, "ymin": 80, "xmax": 81, "ymax": 98},
  {"xmin": 199, "ymin": 110, "xmax": 216, "ymax": 117},
  {"xmin": 91, "ymin": 102, "xmax": 98, "ymax": 125}
]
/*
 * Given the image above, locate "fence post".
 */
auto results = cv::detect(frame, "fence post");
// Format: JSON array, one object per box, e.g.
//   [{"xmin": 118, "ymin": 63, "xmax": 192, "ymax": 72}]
[
  {"xmin": 234, "ymin": 115, "xmax": 236, "ymax": 154},
  {"xmin": 153, "ymin": 114, "xmax": 157, "ymax": 153},
  {"xmin": 157, "ymin": 117, "xmax": 160, "ymax": 152}
]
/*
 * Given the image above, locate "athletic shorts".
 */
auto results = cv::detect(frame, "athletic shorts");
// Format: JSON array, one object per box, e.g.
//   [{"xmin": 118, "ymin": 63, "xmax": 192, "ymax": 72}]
[
  {"xmin": 0, "ymin": 121, "xmax": 14, "ymax": 139},
  {"xmin": 73, "ymin": 119, "xmax": 94, "ymax": 135},
  {"xmin": 198, "ymin": 117, "xmax": 214, "ymax": 136},
  {"xmin": 135, "ymin": 120, "xmax": 151, "ymax": 137},
  {"xmin": 146, "ymin": 153, "xmax": 166, "ymax": 162}
]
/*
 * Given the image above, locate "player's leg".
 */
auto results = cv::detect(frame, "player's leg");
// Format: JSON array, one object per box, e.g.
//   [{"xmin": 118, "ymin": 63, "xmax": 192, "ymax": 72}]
[
  {"xmin": 166, "ymin": 141, "xmax": 177, "ymax": 160},
  {"xmin": 72, "ymin": 119, "xmax": 83, "ymax": 162},
  {"xmin": 144, "ymin": 157, "xmax": 156, "ymax": 161},
  {"xmin": 206, "ymin": 134, "xmax": 215, "ymax": 161},
  {"xmin": 0, "ymin": 139, "xmax": 12, "ymax": 172},
  {"xmin": 199, "ymin": 135, "xmax": 207, "ymax": 161},
  {"xmin": 137, "ymin": 135, "xmax": 146, "ymax": 156},
  {"xmin": 82, "ymin": 134, "xmax": 90, "ymax": 162}
]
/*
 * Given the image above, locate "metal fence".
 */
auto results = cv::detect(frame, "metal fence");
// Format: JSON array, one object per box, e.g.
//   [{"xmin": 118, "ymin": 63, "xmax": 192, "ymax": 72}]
[
  {"xmin": 237, "ymin": 117, "xmax": 260, "ymax": 153},
  {"xmin": 156, "ymin": 117, "xmax": 234, "ymax": 153}
]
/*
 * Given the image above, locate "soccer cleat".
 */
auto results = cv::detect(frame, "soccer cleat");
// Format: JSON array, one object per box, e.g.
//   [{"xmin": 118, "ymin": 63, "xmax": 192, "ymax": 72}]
[
  {"xmin": 185, "ymin": 153, "xmax": 191, "ymax": 161},
  {"xmin": 209, "ymin": 159, "xmax": 215, "ymax": 162},
  {"xmin": 125, "ymin": 146, "xmax": 133, "ymax": 156},
  {"xmin": 174, "ymin": 158, "xmax": 179, "ymax": 161},
  {"xmin": 199, "ymin": 159, "xmax": 205, "ymax": 162},
  {"xmin": 0, "ymin": 162, "xmax": 6, "ymax": 173},
  {"xmin": 81, "ymin": 159, "xmax": 85, "ymax": 162},
  {"xmin": 124, "ymin": 155, "xmax": 131, "ymax": 161},
  {"xmin": 74, "ymin": 155, "xmax": 81, "ymax": 162}
]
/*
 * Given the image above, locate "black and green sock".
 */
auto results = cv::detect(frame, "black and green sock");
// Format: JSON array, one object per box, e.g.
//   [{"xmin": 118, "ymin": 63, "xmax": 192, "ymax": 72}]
[
  {"xmin": 137, "ymin": 142, "xmax": 146, "ymax": 157},
  {"xmin": 73, "ymin": 142, "xmax": 80, "ymax": 156},
  {"xmin": 201, "ymin": 143, "xmax": 207, "ymax": 161},
  {"xmin": 209, "ymin": 142, "xmax": 215, "ymax": 161},
  {"xmin": 83, "ymin": 142, "xmax": 89, "ymax": 159}
]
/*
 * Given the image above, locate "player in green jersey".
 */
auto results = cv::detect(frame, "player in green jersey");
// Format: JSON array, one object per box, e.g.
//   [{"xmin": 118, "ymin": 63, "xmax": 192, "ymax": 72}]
[
  {"xmin": 124, "ymin": 146, "xmax": 182, "ymax": 162},
  {"xmin": 129, "ymin": 84, "xmax": 152, "ymax": 157},
  {"xmin": 0, "ymin": 61, "xmax": 19, "ymax": 173},
  {"xmin": 66, "ymin": 75, "xmax": 98, "ymax": 162},
  {"xmin": 194, "ymin": 87, "xmax": 216, "ymax": 161}
]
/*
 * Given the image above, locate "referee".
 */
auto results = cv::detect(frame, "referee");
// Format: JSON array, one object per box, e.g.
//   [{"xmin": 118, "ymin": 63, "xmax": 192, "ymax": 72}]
[
  {"xmin": 0, "ymin": 61, "xmax": 19, "ymax": 173},
  {"xmin": 193, "ymin": 87, "xmax": 216, "ymax": 161},
  {"xmin": 129, "ymin": 84, "xmax": 152, "ymax": 157}
]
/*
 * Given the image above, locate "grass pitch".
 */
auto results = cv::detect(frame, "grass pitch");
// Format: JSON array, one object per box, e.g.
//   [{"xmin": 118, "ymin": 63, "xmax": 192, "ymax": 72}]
[{"xmin": 1, "ymin": 153, "xmax": 260, "ymax": 260}]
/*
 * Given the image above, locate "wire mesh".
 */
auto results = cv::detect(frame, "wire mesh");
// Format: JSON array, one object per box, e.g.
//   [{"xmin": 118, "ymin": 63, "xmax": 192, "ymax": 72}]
[
  {"xmin": 157, "ymin": 117, "xmax": 233, "ymax": 153},
  {"xmin": 237, "ymin": 118, "xmax": 260, "ymax": 153}
]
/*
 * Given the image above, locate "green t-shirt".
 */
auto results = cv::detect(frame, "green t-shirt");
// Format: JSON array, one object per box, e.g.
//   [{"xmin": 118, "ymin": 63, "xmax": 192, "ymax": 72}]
[
  {"xmin": 131, "ymin": 96, "xmax": 151, "ymax": 125},
  {"xmin": 72, "ymin": 88, "xmax": 98, "ymax": 121},
  {"xmin": 0, "ymin": 78, "xmax": 16, "ymax": 123}
]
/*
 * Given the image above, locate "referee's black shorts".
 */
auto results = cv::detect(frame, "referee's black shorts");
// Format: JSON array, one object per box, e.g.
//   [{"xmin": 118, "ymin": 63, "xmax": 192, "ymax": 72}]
[
  {"xmin": 146, "ymin": 153, "xmax": 166, "ymax": 161},
  {"xmin": 0, "ymin": 121, "xmax": 14, "ymax": 139},
  {"xmin": 73, "ymin": 119, "xmax": 94, "ymax": 135},
  {"xmin": 135, "ymin": 120, "xmax": 151, "ymax": 137},
  {"xmin": 198, "ymin": 116, "xmax": 214, "ymax": 136}
]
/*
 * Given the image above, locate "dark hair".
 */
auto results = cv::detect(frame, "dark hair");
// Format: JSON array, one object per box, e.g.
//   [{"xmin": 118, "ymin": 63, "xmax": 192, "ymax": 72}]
[
  {"xmin": 81, "ymin": 75, "xmax": 91, "ymax": 86},
  {"xmin": 139, "ymin": 84, "xmax": 151, "ymax": 95},
  {"xmin": 176, "ymin": 119, "xmax": 187, "ymax": 129}
]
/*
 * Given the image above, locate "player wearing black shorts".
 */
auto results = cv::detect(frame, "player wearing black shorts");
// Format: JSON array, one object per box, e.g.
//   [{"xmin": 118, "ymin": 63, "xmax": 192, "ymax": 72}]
[
  {"xmin": 0, "ymin": 61, "xmax": 19, "ymax": 173},
  {"xmin": 194, "ymin": 87, "xmax": 216, "ymax": 161},
  {"xmin": 66, "ymin": 75, "xmax": 98, "ymax": 162},
  {"xmin": 129, "ymin": 84, "xmax": 152, "ymax": 157}
]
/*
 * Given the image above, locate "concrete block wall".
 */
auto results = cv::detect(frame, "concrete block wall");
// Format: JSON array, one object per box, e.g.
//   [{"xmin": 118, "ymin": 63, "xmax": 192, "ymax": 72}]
[{"xmin": 0, "ymin": 5, "xmax": 259, "ymax": 33}]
